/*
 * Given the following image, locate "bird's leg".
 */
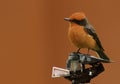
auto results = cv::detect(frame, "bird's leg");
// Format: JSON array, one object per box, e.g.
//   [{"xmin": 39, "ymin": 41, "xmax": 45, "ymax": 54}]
[
  {"xmin": 87, "ymin": 48, "xmax": 90, "ymax": 55},
  {"xmin": 77, "ymin": 48, "xmax": 81, "ymax": 53}
]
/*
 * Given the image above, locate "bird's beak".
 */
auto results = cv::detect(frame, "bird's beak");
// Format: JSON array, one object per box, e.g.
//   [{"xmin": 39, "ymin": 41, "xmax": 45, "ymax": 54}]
[{"xmin": 64, "ymin": 18, "xmax": 71, "ymax": 22}]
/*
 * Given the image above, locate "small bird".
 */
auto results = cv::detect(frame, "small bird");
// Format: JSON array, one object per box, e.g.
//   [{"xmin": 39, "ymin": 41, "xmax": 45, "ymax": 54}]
[{"xmin": 64, "ymin": 12, "xmax": 110, "ymax": 60}]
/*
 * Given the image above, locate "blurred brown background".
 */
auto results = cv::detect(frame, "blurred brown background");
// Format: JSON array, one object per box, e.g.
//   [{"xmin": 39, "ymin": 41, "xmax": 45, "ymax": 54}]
[{"xmin": 0, "ymin": 0, "xmax": 119, "ymax": 84}]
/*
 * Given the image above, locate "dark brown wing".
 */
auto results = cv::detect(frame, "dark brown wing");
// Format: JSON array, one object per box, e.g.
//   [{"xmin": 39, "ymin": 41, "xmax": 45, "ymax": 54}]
[{"xmin": 84, "ymin": 25, "xmax": 104, "ymax": 51}]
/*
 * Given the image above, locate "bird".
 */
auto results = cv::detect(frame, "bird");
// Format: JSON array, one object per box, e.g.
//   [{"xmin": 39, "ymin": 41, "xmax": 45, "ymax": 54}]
[{"xmin": 64, "ymin": 12, "xmax": 110, "ymax": 60}]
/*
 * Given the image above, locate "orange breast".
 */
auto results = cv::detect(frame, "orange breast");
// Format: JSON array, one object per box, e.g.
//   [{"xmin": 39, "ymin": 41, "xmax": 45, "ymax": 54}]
[{"xmin": 68, "ymin": 25, "xmax": 97, "ymax": 49}]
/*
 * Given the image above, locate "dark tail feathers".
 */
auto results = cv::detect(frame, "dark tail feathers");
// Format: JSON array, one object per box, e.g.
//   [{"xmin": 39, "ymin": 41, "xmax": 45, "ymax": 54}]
[{"xmin": 96, "ymin": 50, "xmax": 110, "ymax": 60}]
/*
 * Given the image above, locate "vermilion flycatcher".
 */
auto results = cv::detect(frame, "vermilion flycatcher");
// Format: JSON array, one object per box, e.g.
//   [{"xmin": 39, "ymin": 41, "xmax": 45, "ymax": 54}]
[{"xmin": 64, "ymin": 12, "xmax": 110, "ymax": 60}]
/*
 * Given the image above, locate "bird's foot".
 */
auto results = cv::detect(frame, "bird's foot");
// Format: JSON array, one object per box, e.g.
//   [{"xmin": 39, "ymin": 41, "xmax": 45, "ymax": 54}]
[
  {"xmin": 86, "ymin": 49, "xmax": 90, "ymax": 56},
  {"xmin": 76, "ymin": 48, "xmax": 81, "ymax": 53}
]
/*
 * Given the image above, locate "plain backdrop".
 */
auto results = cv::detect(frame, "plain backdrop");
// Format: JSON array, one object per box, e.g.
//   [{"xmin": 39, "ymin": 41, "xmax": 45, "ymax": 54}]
[{"xmin": 0, "ymin": 0, "xmax": 119, "ymax": 84}]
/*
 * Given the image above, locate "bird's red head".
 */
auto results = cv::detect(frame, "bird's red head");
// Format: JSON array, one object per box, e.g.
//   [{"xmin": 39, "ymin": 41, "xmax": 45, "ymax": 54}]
[
  {"xmin": 69, "ymin": 12, "xmax": 86, "ymax": 21},
  {"xmin": 64, "ymin": 12, "xmax": 86, "ymax": 22},
  {"xmin": 64, "ymin": 12, "xmax": 87, "ymax": 26}
]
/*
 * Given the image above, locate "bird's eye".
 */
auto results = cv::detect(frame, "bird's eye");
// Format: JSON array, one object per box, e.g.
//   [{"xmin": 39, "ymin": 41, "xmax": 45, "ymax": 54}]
[
  {"xmin": 71, "ymin": 19, "xmax": 78, "ymax": 22},
  {"xmin": 72, "ymin": 19, "xmax": 87, "ymax": 26},
  {"xmin": 71, "ymin": 19, "xmax": 80, "ymax": 23}
]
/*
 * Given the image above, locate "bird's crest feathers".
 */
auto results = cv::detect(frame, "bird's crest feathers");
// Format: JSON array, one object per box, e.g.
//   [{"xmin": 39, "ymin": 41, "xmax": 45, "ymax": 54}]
[{"xmin": 69, "ymin": 12, "xmax": 86, "ymax": 21}]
